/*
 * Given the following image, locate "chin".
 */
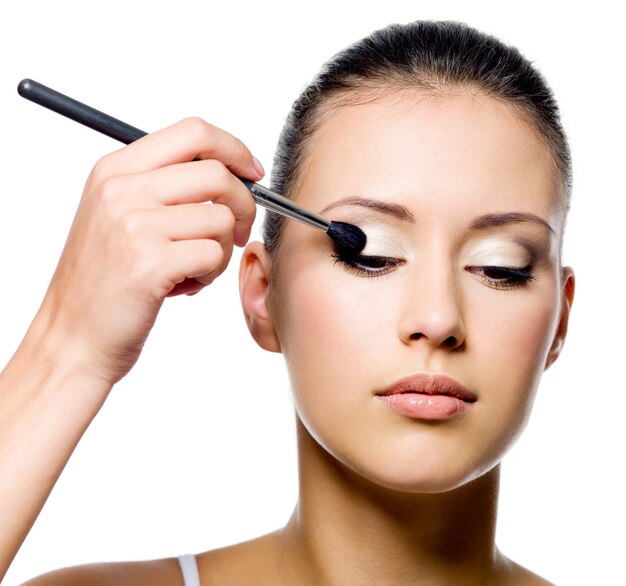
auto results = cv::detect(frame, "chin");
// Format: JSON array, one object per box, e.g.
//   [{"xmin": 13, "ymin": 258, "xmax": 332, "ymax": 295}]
[
  {"xmin": 300, "ymin": 414, "xmax": 505, "ymax": 495},
  {"xmin": 326, "ymin": 439, "xmax": 501, "ymax": 496},
  {"xmin": 355, "ymin": 457, "xmax": 497, "ymax": 495}
]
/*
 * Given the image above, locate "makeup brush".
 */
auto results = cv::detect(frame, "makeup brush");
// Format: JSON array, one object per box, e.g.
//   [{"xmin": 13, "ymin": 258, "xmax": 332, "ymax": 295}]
[{"xmin": 17, "ymin": 79, "xmax": 366, "ymax": 255}]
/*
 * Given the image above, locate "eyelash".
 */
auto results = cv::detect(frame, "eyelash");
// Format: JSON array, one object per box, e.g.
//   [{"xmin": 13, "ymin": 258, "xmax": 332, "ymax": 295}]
[
  {"xmin": 332, "ymin": 253, "xmax": 404, "ymax": 278},
  {"xmin": 465, "ymin": 265, "xmax": 536, "ymax": 290},
  {"xmin": 333, "ymin": 254, "xmax": 536, "ymax": 290}
]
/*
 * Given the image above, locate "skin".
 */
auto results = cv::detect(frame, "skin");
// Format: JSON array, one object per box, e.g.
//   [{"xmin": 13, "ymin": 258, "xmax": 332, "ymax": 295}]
[
  {"xmin": 0, "ymin": 118, "xmax": 263, "ymax": 581},
  {"xmin": 8, "ymin": 91, "xmax": 574, "ymax": 585},
  {"xmin": 265, "ymin": 92, "xmax": 570, "ymax": 494},
  {"xmin": 237, "ymin": 91, "xmax": 575, "ymax": 585}
]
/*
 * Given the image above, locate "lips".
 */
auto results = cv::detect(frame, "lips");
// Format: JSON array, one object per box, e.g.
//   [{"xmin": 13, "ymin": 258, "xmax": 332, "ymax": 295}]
[
  {"xmin": 375, "ymin": 373, "xmax": 477, "ymax": 420},
  {"xmin": 377, "ymin": 373, "xmax": 477, "ymax": 402}
]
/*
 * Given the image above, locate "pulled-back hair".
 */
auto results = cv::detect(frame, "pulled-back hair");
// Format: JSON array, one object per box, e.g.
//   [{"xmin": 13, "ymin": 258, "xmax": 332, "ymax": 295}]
[{"xmin": 264, "ymin": 20, "xmax": 571, "ymax": 253}]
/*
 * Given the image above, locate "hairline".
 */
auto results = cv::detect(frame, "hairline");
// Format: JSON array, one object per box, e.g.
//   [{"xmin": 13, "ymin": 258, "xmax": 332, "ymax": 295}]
[{"xmin": 268, "ymin": 83, "xmax": 569, "ymax": 273}]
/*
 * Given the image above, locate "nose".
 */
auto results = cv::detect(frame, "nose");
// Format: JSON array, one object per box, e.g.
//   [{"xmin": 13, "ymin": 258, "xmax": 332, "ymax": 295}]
[{"xmin": 398, "ymin": 260, "xmax": 466, "ymax": 350}]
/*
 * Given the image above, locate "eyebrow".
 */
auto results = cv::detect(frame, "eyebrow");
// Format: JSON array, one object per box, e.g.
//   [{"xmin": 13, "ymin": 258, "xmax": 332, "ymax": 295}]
[
  {"xmin": 321, "ymin": 196, "xmax": 555, "ymax": 236},
  {"xmin": 321, "ymin": 196, "xmax": 416, "ymax": 222},
  {"xmin": 469, "ymin": 212, "xmax": 556, "ymax": 237}
]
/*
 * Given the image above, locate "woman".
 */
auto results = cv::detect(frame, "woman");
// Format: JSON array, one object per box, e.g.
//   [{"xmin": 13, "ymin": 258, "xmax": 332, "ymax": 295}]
[{"xmin": 1, "ymin": 21, "xmax": 574, "ymax": 585}]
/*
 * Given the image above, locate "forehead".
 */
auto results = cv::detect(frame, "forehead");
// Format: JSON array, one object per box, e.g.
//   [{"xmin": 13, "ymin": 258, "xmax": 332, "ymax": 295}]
[{"xmin": 294, "ymin": 91, "xmax": 564, "ymax": 233}]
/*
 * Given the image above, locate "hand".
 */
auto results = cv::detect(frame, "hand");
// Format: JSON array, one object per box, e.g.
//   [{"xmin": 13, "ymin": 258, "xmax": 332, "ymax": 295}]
[{"xmin": 32, "ymin": 117, "xmax": 263, "ymax": 386}]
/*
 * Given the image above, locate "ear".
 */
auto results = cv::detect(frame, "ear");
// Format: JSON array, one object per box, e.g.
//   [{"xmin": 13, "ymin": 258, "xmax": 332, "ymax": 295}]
[
  {"xmin": 239, "ymin": 241, "xmax": 281, "ymax": 353},
  {"xmin": 544, "ymin": 266, "xmax": 575, "ymax": 370}
]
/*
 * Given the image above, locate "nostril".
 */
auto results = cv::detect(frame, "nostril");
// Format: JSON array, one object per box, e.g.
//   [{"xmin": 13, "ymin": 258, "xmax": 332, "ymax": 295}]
[{"xmin": 408, "ymin": 333, "xmax": 458, "ymax": 347}]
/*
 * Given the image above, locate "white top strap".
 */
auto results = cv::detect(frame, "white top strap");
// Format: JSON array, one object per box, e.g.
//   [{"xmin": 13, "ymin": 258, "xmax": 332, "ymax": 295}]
[{"xmin": 178, "ymin": 554, "xmax": 201, "ymax": 586}]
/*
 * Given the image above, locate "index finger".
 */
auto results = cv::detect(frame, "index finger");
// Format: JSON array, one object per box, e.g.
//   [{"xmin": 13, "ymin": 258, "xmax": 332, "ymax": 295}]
[{"xmin": 99, "ymin": 117, "xmax": 264, "ymax": 180}]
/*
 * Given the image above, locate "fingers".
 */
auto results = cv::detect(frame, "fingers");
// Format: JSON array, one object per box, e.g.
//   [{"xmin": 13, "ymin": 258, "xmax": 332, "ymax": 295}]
[
  {"xmin": 35, "ymin": 117, "xmax": 264, "ymax": 386},
  {"xmin": 132, "ymin": 204, "xmax": 237, "ymax": 288},
  {"xmin": 164, "ymin": 239, "xmax": 228, "ymax": 287},
  {"xmin": 147, "ymin": 203, "xmax": 236, "ymax": 243},
  {"xmin": 94, "ymin": 117, "xmax": 264, "ymax": 181},
  {"xmin": 123, "ymin": 203, "xmax": 235, "ymax": 262},
  {"xmin": 93, "ymin": 198, "xmax": 240, "ymax": 296},
  {"xmin": 167, "ymin": 278, "xmax": 206, "ymax": 297},
  {"xmin": 121, "ymin": 159, "xmax": 257, "ymax": 246}
]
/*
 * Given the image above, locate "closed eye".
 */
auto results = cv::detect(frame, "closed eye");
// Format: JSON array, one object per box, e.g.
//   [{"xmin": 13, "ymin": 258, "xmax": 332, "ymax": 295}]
[
  {"xmin": 332, "ymin": 253, "xmax": 405, "ymax": 278},
  {"xmin": 466, "ymin": 265, "xmax": 536, "ymax": 290}
]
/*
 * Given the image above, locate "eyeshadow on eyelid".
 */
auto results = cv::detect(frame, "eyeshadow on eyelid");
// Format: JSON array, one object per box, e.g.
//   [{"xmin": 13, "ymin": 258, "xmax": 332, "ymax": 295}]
[
  {"xmin": 327, "ymin": 209, "xmax": 555, "ymax": 262},
  {"xmin": 464, "ymin": 239, "xmax": 535, "ymax": 266},
  {"xmin": 355, "ymin": 224, "xmax": 409, "ymax": 257}
]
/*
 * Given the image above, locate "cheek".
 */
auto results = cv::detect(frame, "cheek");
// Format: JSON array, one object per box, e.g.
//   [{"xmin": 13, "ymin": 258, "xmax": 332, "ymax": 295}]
[
  {"xmin": 280, "ymin": 261, "xmax": 389, "ymax": 378},
  {"xmin": 468, "ymin": 278, "xmax": 561, "ymax": 437},
  {"xmin": 275, "ymin": 259, "xmax": 398, "ymax": 435},
  {"xmin": 270, "ymin": 250, "xmax": 563, "ymax": 491},
  {"xmin": 474, "ymin": 293, "xmax": 557, "ymax": 363}
]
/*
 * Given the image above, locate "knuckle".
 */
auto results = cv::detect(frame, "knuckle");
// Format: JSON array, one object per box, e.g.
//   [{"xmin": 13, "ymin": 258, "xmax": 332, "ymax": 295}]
[
  {"xmin": 204, "ymin": 159, "xmax": 230, "ymax": 187},
  {"xmin": 182, "ymin": 116, "xmax": 212, "ymax": 140},
  {"xmin": 130, "ymin": 254, "xmax": 158, "ymax": 286},
  {"xmin": 120, "ymin": 210, "xmax": 145, "ymax": 238},
  {"xmin": 201, "ymin": 239, "xmax": 225, "ymax": 273},
  {"xmin": 207, "ymin": 238, "xmax": 225, "ymax": 262},
  {"xmin": 213, "ymin": 204, "xmax": 236, "ymax": 233},
  {"xmin": 98, "ymin": 177, "xmax": 124, "ymax": 209},
  {"xmin": 91, "ymin": 154, "xmax": 113, "ymax": 181},
  {"xmin": 234, "ymin": 137, "xmax": 251, "ymax": 162}
]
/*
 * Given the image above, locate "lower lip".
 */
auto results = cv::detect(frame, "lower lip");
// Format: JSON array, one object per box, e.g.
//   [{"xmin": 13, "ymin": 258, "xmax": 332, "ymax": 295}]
[{"xmin": 376, "ymin": 393, "xmax": 473, "ymax": 420}]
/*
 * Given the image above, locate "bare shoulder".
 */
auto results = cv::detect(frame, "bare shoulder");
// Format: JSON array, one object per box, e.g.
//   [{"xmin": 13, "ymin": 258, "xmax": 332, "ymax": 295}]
[
  {"xmin": 195, "ymin": 531, "xmax": 286, "ymax": 586},
  {"xmin": 21, "ymin": 531, "xmax": 285, "ymax": 586},
  {"xmin": 20, "ymin": 540, "xmax": 556, "ymax": 586},
  {"xmin": 21, "ymin": 557, "xmax": 183, "ymax": 586}
]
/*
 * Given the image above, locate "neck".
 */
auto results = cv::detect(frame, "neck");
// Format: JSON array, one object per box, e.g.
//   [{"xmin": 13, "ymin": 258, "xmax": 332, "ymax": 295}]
[{"xmin": 278, "ymin": 419, "xmax": 506, "ymax": 586}]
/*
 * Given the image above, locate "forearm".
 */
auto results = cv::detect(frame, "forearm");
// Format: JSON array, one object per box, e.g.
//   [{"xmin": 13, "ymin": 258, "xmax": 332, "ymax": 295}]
[
  {"xmin": 0, "ymin": 320, "xmax": 112, "ymax": 579},
  {"xmin": 0, "ymin": 117, "xmax": 261, "ymax": 581}
]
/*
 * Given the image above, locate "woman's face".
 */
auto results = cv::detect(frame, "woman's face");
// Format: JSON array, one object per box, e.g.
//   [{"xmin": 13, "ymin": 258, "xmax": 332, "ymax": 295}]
[{"xmin": 264, "ymin": 91, "xmax": 573, "ymax": 492}]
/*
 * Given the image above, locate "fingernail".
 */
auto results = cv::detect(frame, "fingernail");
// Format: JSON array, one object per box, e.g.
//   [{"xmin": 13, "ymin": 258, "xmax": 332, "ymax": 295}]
[{"xmin": 253, "ymin": 156, "xmax": 265, "ymax": 177}]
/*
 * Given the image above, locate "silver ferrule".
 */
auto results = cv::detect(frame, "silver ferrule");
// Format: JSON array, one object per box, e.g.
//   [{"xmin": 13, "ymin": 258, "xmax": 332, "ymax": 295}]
[{"xmin": 240, "ymin": 180, "xmax": 331, "ymax": 232}]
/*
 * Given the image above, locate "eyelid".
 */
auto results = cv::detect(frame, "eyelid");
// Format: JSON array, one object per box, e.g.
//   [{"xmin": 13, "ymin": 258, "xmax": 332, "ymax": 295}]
[
  {"xmin": 332, "ymin": 253, "xmax": 405, "ymax": 278},
  {"xmin": 338, "ymin": 223, "xmax": 410, "ymax": 259},
  {"xmin": 465, "ymin": 264, "xmax": 536, "ymax": 291},
  {"xmin": 463, "ymin": 236, "xmax": 542, "ymax": 266},
  {"xmin": 335, "ymin": 249, "xmax": 537, "ymax": 292}
]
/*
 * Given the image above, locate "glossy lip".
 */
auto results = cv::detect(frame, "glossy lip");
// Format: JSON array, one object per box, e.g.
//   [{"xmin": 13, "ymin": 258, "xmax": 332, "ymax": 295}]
[
  {"xmin": 376, "ymin": 373, "xmax": 478, "ymax": 403},
  {"xmin": 375, "ymin": 373, "xmax": 477, "ymax": 420}
]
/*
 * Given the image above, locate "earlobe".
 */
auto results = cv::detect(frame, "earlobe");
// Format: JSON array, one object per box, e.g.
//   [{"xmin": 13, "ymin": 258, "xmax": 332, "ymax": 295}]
[
  {"xmin": 239, "ymin": 241, "xmax": 281, "ymax": 353},
  {"xmin": 545, "ymin": 267, "xmax": 575, "ymax": 370}
]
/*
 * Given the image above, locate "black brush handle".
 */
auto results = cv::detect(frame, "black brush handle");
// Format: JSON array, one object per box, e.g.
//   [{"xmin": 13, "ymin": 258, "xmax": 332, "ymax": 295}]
[
  {"xmin": 18, "ymin": 79, "xmax": 147, "ymax": 145},
  {"xmin": 16, "ymin": 78, "xmax": 335, "ymax": 235}
]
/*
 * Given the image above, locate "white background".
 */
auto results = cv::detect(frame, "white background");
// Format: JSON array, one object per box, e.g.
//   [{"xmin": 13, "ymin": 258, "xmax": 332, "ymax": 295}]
[{"xmin": 1, "ymin": 1, "xmax": 624, "ymax": 584}]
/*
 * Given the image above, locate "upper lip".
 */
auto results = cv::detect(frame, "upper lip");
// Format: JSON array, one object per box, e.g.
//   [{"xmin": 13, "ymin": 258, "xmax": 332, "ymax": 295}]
[{"xmin": 376, "ymin": 373, "xmax": 477, "ymax": 403}]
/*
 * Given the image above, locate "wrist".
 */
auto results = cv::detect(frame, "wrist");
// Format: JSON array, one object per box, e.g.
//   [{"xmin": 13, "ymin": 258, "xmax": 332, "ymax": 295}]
[{"xmin": 6, "ymin": 310, "xmax": 114, "ymax": 402}]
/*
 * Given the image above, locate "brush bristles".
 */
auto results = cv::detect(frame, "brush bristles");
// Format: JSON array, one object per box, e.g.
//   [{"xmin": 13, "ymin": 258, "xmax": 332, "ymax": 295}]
[{"xmin": 327, "ymin": 221, "xmax": 367, "ymax": 255}]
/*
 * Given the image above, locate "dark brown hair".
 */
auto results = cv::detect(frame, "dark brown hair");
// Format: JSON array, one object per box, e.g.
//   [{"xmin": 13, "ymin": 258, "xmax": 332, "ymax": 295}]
[{"xmin": 264, "ymin": 20, "xmax": 571, "ymax": 254}]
